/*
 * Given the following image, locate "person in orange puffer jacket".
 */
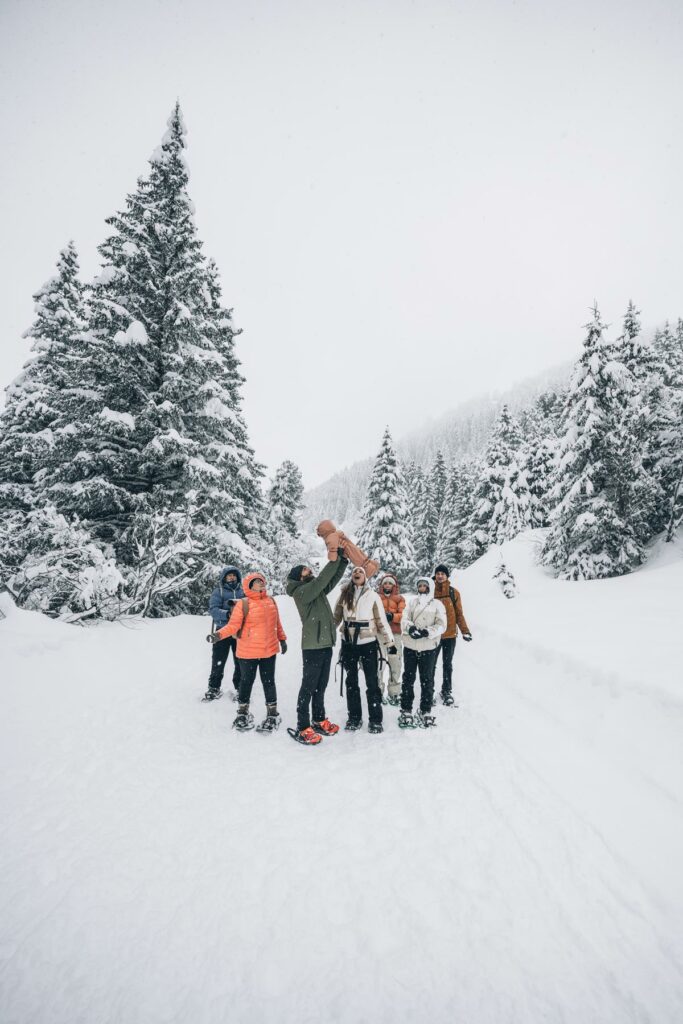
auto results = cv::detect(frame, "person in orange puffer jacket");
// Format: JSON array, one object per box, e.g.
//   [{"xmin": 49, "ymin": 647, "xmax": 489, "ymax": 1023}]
[
  {"xmin": 377, "ymin": 574, "xmax": 406, "ymax": 705},
  {"xmin": 208, "ymin": 571, "xmax": 287, "ymax": 732}
]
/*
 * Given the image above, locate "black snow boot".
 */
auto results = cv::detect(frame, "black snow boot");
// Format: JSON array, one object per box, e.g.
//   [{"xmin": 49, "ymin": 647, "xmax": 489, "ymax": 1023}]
[
  {"xmin": 256, "ymin": 704, "xmax": 281, "ymax": 733},
  {"xmin": 233, "ymin": 704, "xmax": 255, "ymax": 731},
  {"xmin": 344, "ymin": 718, "xmax": 363, "ymax": 731},
  {"xmin": 202, "ymin": 688, "xmax": 223, "ymax": 702},
  {"xmin": 368, "ymin": 721, "xmax": 383, "ymax": 734}
]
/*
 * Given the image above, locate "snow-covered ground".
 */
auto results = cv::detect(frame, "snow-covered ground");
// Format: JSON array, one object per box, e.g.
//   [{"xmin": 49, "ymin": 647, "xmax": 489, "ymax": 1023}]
[{"xmin": 1, "ymin": 533, "xmax": 682, "ymax": 1023}]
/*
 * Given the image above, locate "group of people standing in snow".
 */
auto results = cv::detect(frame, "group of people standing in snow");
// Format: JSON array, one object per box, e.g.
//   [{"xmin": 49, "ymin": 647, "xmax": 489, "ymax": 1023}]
[{"xmin": 203, "ymin": 544, "xmax": 472, "ymax": 745}]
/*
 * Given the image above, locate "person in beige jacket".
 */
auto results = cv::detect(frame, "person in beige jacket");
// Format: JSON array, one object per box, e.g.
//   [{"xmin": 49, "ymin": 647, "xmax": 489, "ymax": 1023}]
[
  {"xmin": 398, "ymin": 577, "xmax": 447, "ymax": 729},
  {"xmin": 334, "ymin": 565, "xmax": 395, "ymax": 733}
]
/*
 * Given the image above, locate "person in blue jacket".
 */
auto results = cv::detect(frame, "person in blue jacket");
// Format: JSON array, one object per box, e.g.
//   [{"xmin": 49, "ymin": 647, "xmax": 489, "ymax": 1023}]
[{"xmin": 203, "ymin": 566, "xmax": 244, "ymax": 701}]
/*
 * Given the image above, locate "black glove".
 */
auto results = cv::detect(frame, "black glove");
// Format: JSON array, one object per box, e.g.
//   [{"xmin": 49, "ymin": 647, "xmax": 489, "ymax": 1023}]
[
  {"xmin": 280, "ymin": 640, "xmax": 288, "ymax": 654},
  {"xmin": 387, "ymin": 645, "xmax": 397, "ymax": 655},
  {"xmin": 418, "ymin": 628, "xmax": 429, "ymax": 638},
  {"xmin": 385, "ymin": 611, "xmax": 393, "ymax": 622},
  {"xmin": 462, "ymin": 633, "xmax": 473, "ymax": 642},
  {"xmin": 337, "ymin": 546, "xmax": 348, "ymax": 560},
  {"xmin": 206, "ymin": 633, "xmax": 219, "ymax": 644},
  {"xmin": 408, "ymin": 626, "xmax": 421, "ymax": 640}
]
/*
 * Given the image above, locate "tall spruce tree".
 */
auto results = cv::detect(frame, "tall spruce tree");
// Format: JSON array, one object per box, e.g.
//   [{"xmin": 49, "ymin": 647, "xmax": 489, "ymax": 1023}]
[
  {"xmin": 358, "ymin": 428, "xmax": 417, "ymax": 582},
  {"xmin": 652, "ymin": 320, "xmax": 683, "ymax": 540},
  {"xmin": 0, "ymin": 242, "xmax": 88, "ymax": 515},
  {"xmin": 542, "ymin": 304, "xmax": 644, "ymax": 579},
  {"xmin": 466, "ymin": 404, "xmax": 529, "ymax": 559},
  {"xmin": 437, "ymin": 459, "xmax": 478, "ymax": 568}
]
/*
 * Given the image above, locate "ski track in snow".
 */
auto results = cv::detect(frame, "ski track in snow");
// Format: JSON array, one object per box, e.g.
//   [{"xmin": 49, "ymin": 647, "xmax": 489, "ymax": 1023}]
[{"xmin": 2, "ymin": 558, "xmax": 683, "ymax": 1022}]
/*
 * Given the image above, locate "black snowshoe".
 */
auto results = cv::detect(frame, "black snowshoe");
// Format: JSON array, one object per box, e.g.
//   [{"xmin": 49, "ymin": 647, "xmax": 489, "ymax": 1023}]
[
  {"xmin": 202, "ymin": 689, "xmax": 223, "ymax": 702},
  {"xmin": 232, "ymin": 708, "xmax": 255, "ymax": 732},
  {"xmin": 256, "ymin": 706, "xmax": 281, "ymax": 733},
  {"xmin": 387, "ymin": 694, "xmax": 400, "ymax": 707},
  {"xmin": 440, "ymin": 692, "xmax": 457, "ymax": 707},
  {"xmin": 416, "ymin": 710, "xmax": 437, "ymax": 728},
  {"xmin": 368, "ymin": 721, "xmax": 383, "ymax": 734},
  {"xmin": 398, "ymin": 710, "xmax": 417, "ymax": 729},
  {"xmin": 344, "ymin": 719, "xmax": 363, "ymax": 731}
]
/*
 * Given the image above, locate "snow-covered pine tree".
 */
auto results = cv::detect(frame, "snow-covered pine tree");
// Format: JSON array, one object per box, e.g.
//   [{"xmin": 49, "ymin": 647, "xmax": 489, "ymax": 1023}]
[
  {"xmin": 606, "ymin": 302, "xmax": 661, "ymax": 544},
  {"xmin": 358, "ymin": 428, "xmax": 417, "ymax": 582},
  {"xmin": 518, "ymin": 401, "xmax": 559, "ymax": 529},
  {"xmin": 35, "ymin": 106, "xmax": 265, "ymax": 613},
  {"xmin": 413, "ymin": 472, "xmax": 438, "ymax": 575},
  {"xmin": 268, "ymin": 460, "xmax": 304, "ymax": 538},
  {"xmin": 466, "ymin": 404, "xmax": 529, "ymax": 559},
  {"xmin": 0, "ymin": 242, "xmax": 88, "ymax": 516},
  {"xmin": 542, "ymin": 304, "xmax": 645, "ymax": 579},
  {"xmin": 436, "ymin": 459, "xmax": 478, "ymax": 568},
  {"xmin": 430, "ymin": 449, "xmax": 448, "ymax": 526},
  {"xmin": 265, "ymin": 460, "xmax": 309, "ymax": 594},
  {"xmin": 652, "ymin": 320, "xmax": 683, "ymax": 540},
  {"xmin": 404, "ymin": 459, "xmax": 424, "ymax": 545}
]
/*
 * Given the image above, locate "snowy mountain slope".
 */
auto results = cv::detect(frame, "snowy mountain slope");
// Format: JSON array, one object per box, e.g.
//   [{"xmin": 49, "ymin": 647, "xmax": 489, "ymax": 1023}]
[
  {"xmin": 303, "ymin": 361, "xmax": 571, "ymax": 529},
  {"xmin": 1, "ymin": 540, "xmax": 682, "ymax": 1024}
]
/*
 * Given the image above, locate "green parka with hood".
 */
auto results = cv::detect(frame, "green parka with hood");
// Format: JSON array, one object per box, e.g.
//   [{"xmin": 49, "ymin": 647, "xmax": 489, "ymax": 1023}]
[{"xmin": 286, "ymin": 555, "xmax": 349, "ymax": 650}]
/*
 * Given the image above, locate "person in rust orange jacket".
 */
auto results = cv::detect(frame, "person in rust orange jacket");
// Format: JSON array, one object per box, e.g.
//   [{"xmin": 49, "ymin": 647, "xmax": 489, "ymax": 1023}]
[
  {"xmin": 377, "ymin": 574, "xmax": 406, "ymax": 705},
  {"xmin": 207, "ymin": 571, "xmax": 287, "ymax": 732},
  {"xmin": 432, "ymin": 564, "xmax": 472, "ymax": 706}
]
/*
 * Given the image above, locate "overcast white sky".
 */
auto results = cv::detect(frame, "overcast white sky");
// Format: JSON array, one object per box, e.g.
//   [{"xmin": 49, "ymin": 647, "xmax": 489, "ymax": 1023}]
[{"xmin": 1, "ymin": 0, "xmax": 682, "ymax": 487}]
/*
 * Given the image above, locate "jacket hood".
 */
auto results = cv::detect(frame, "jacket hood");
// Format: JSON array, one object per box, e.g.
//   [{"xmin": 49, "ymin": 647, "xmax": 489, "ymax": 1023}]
[
  {"xmin": 415, "ymin": 577, "xmax": 435, "ymax": 599},
  {"xmin": 286, "ymin": 576, "xmax": 304, "ymax": 597},
  {"xmin": 220, "ymin": 565, "xmax": 242, "ymax": 585},
  {"xmin": 243, "ymin": 571, "xmax": 268, "ymax": 595},
  {"xmin": 379, "ymin": 573, "xmax": 400, "ymax": 595}
]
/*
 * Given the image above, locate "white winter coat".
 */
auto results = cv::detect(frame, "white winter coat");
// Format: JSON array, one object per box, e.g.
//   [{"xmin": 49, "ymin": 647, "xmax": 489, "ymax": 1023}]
[
  {"xmin": 401, "ymin": 578, "xmax": 448, "ymax": 651},
  {"xmin": 334, "ymin": 583, "xmax": 394, "ymax": 648}
]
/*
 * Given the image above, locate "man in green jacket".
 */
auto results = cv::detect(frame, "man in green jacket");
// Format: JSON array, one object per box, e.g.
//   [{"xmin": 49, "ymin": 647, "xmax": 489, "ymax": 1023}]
[{"xmin": 286, "ymin": 552, "xmax": 349, "ymax": 744}]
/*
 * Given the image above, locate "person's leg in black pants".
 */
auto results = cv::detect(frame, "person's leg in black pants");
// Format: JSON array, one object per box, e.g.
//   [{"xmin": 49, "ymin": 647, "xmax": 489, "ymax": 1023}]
[
  {"xmin": 359, "ymin": 642, "xmax": 382, "ymax": 725},
  {"xmin": 439, "ymin": 637, "xmax": 456, "ymax": 695},
  {"xmin": 208, "ymin": 637, "xmax": 231, "ymax": 693},
  {"xmin": 311, "ymin": 648, "xmax": 333, "ymax": 724},
  {"xmin": 237, "ymin": 658, "xmax": 258, "ymax": 705},
  {"xmin": 401, "ymin": 647, "xmax": 419, "ymax": 711},
  {"xmin": 256, "ymin": 655, "xmax": 277, "ymax": 706},
  {"xmin": 225, "ymin": 637, "xmax": 241, "ymax": 690},
  {"xmin": 418, "ymin": 649, "xmax": 438, "ymax": 713},
  {"xmin": 297, "ymin": 648, "xmax": 332, "ymax": 731},
  {"xmin": 344, "ymin": 647, "xmax": 364, "ymax": 725}
]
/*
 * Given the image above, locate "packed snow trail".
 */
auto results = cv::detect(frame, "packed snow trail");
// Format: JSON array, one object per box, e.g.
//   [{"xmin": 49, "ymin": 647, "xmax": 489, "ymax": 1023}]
[{"xmin": 1, "ymin": 535, "xmax": 682, "ymax": 1023}]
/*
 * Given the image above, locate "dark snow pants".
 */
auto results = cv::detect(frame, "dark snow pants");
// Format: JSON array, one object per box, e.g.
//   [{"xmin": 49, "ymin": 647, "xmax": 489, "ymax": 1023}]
[
  {"xmin": 296, "ymin": 648, "xmax": 333, "ymax": 731},
  {"xmin": 343, "ymin": 640, "xmax": 383, "ymax": 726},
  {"xmin": 208, "ymin": 636, "xmax": 240, "ymax": 692},
  {"xmin": 435, "ymin": 637, "xmax": 456, "ymax": 694},
  {"xmin": 237, "ymin": 656, "xmax": 277, "ymax": 706},
  {"xmin": 401, "ymin": 647, "xmax": 438, "ymax": 714}
]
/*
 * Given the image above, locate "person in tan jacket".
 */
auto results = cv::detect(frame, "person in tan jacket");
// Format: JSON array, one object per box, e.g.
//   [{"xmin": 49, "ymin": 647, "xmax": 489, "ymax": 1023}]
[
  {"xmin": 334, "ymin": 565, "xmax": 395, "ymax": 733},
  {"xmin": 433, "ymin": 564, "xmax": 472, "ymax": 706}
]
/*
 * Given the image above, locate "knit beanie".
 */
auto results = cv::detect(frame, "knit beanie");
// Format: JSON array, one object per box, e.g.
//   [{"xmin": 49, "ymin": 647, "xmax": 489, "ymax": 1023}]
[
  {"xmin": 433, "ymin": 564, "xmax": 450, "ymax": 578},
  {"xmin": 288, "ymin": 565, "xmax": 306, "ymax": 582}
]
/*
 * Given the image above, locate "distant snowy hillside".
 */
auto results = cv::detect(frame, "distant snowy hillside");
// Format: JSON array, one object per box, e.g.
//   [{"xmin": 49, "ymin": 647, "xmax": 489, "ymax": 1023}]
[
  {"xmin": 2, "ymin": 533, "xmax": 682, "ymax": 1022},
  {"xmin": 304, "ymin": 361, "xmax": 571, "ymax": 531}
]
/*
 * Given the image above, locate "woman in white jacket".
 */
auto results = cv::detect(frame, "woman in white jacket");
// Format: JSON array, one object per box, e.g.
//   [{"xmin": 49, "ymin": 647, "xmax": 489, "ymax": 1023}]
[
  {"xmin": 399, "ymin": 576, "xmax": 448, "ymax": 728},
  {"xmin": 333, "ymin": 565, "xmax": 395, "ymax": 733}
]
